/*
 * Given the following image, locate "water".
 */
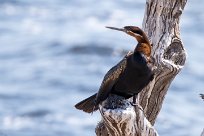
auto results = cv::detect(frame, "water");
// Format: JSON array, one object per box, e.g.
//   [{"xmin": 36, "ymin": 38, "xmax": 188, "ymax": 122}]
[{"xmin": 0, "ymin": 0, "xmax": 203, "ymax": 136}]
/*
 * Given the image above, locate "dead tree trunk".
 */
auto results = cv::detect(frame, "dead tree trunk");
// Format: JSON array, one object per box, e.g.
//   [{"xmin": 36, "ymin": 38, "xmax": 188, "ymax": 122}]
[{"xmin": 96, "ymin": 0, "xmax": 187, "ymax": 135}]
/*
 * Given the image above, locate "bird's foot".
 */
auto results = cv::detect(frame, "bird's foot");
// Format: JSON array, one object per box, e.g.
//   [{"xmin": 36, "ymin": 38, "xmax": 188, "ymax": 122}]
[{"xmin": 131, "ymin": 102, "xmax": 137, "ymax": 106}]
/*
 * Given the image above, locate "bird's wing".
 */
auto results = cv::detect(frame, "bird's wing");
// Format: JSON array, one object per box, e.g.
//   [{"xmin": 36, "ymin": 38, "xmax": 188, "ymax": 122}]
[{"xmin": 95, "ymin": 51, "xmax": 133, "ymax": 104}]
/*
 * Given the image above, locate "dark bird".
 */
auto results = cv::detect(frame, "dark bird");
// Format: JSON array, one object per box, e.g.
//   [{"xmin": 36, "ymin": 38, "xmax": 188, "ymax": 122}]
[
  {"xmin": 200, "ymin": 94, "xmax": 204, "ymax": 100},
  {"xmin": 75, "ymin": 26, "xmax": 154, "ymax": 113}
]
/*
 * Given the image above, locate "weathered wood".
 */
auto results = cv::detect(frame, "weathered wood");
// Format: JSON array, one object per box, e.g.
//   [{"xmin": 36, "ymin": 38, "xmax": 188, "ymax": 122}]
[
  {"xmin": 95, "ymin": 0, "xmax": 187, "ymax": 135},
  {"xmin": 139, "ymin": 0, "xmax": 187, "ymax": 125},
  {"xmin": 96, "ymin": 95, "xmax": 158, "ymax": 136}
]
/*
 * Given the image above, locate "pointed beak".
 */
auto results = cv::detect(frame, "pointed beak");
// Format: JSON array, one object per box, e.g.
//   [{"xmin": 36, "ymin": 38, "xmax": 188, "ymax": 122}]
[
  {"xmin": 105, "ymin": 26, "xmax": 127, "ymax": 32},
  {"xmin": 106, "ymin": 26, "xmax": 144, "ymax": 43}
]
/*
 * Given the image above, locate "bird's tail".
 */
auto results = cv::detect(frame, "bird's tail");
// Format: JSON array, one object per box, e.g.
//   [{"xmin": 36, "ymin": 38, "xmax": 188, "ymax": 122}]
[{"xmin": 75, "ymin": 93, "xmax": 98, "ymax": 113}]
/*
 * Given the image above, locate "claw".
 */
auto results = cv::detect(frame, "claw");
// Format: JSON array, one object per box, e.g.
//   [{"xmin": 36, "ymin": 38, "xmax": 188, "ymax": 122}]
[{"xmin": 131, "ymin": 102, "xmax": 137, "ymax": 106}]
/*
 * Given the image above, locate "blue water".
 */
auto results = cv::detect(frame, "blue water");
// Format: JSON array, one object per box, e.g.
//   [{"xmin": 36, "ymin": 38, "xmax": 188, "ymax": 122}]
[{"xmin": 0, "ymin": 0, "xmax": 203, "ymax": 136}]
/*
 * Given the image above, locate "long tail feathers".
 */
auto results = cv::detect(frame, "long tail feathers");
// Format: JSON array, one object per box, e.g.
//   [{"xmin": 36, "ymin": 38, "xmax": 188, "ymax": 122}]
[{"xmin": 75, "ymin": 93, "xmax": 99, "ymax": 113}]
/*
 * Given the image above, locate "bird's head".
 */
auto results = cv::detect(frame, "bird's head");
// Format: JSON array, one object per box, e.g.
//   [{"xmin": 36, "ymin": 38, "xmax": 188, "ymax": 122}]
[{"xmin": 106, "ymin": 26, "xmax": 151, "ymax": 58}]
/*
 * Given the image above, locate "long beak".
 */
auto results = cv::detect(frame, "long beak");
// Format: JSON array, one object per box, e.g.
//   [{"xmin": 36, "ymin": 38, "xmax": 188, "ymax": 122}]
[{"xmin": 105, "ymin": 26, "xmax": 127, "ymax": 32}]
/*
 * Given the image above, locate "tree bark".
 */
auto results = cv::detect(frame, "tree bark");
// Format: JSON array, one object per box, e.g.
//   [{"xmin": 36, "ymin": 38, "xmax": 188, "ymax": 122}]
[
  {"xmin": 140, "ymin": 0, "xmax": 187, "ymax": 125},
  {"xmin": 95, "ymin": 0, "xmax": 187, "ymax": 135}
]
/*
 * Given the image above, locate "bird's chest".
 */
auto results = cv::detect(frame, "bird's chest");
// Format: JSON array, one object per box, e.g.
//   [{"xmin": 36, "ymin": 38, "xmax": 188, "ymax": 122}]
[{"xmin": 114, "ymin": 59, "xmax": 151, "ymax": 93}]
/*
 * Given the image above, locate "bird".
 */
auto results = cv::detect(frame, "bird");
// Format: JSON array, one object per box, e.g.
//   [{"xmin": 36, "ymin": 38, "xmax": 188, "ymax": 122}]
[
  {"xmin": 200, "ymin": 94, "xmax": 204, "ymax": 100},
  {"xmin": 75, "ymin": 26, "xmax": 154, "ymax": 113}
]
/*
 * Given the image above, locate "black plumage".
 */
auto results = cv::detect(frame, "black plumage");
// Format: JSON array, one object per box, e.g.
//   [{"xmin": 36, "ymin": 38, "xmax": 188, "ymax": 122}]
[{"xmin": 75, "ymin": 26, "xmax": 154, "ymax": 113}]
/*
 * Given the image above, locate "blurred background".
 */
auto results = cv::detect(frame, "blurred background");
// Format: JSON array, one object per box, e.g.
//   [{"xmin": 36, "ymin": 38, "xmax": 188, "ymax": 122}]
[{"xmin": 0, "ymin": 0, "xmax": 203, "ymax": 136}]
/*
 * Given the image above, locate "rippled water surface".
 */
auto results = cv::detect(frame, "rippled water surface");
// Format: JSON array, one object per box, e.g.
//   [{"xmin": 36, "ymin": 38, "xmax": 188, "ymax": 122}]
[{"xmin": 0, "ymin": 0, "xmax": 203, "ymax": 136}]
